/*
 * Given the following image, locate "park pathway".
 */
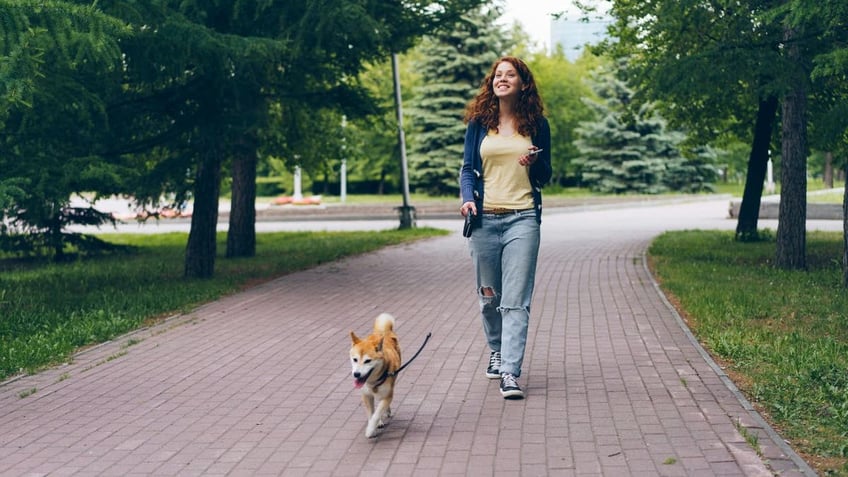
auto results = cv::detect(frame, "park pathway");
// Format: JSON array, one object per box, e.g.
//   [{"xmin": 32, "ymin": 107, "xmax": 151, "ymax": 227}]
[{"xmin": 0, "ymin": 198, "xmax": 825, "ymax": 476}]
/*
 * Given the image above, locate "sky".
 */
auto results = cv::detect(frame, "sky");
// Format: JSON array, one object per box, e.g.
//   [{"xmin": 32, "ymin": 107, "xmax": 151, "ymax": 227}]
[{"xmin": 499, "ymin": 0, "xmax": 608, "ymax": 51}]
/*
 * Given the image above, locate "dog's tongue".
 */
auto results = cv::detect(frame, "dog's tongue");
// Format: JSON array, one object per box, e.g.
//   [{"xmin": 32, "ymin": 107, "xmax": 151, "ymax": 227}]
[{"xmin": 354, "ymin": 379, "xmax": 364, "ymax": 389}]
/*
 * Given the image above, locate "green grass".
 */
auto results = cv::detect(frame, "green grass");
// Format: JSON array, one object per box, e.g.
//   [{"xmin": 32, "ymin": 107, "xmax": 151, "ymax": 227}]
[
  {"xmin": 809, "ymin": 191, "xmax": 845, "ymax": 204},
  {"xmin": 711, "ymin": 182, "xmax": 747, "ymax": 197},
  {"xmin": 648, "ymin": 230, "xmax": 848, "ymax": 475},
  {"xmin": 0, "ymin": 228, "xmax": 447, "ymax": 381}
]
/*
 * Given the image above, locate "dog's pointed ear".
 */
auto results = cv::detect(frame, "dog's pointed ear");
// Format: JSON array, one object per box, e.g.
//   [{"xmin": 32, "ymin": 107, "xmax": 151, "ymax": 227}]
[
  {"xmin": 376, "ymin": 336, "xmax": 384, "ymax": 352},
  {"xmin": 350, "ymin": 331, "xmax": 361, "ymax": 344}
]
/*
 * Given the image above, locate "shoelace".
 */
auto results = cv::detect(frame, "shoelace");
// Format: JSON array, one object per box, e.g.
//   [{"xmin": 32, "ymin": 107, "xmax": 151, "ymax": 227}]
[
  {"xmin": 502, "ymin": 374, "xmax": 518, "ymax": 388},
  {"xmin": 489, "ymin": 351, "xmax": 501, "ymax": 369}
]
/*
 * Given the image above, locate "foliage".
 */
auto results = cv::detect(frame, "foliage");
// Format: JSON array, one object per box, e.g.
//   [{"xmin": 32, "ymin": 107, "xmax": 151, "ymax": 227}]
[
  {"xmin": 0, "ymin": 0, "xmax": 484, "ymax": 272},
  {"xmin": 318, "ymin": 53, "xmax": 425, "ymax": 195},
  {"xmin": 407, "ymin": 3, "xmax": 507, "ymax": 195},
  {"xmin": 597, "ymin": 0, "xmax": 786, "ymax": 144},
  {"xmin": 574, "ymin": 62, "xmax": 715, "ymax": 194},
  {"xmin": 0, "ymin": 1, "xmax": 128, "ymax": 257},
  {"xmin": 649, "ymin": 230, "xmax": 848, "ymax": 475},
  {"xmin": 0, "ymin": 228, "xmax": 447, "ymax": 380},
  {"xmin": 663, "ymin": 145, "xmax": 719, "ymax": 194},
  {"xmin": 527, "ymin": 49, "xmax": 599, "ymax": 185},
  {"xmin": 599, "ymin": 0, "xmax": 848, "ymax": 268}
]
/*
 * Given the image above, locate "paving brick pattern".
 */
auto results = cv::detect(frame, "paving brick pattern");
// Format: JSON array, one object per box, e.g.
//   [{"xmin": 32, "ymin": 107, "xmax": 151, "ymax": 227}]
[{"xmin": 0, "ymin": 199, "xmax": 819, "ymax": 476}]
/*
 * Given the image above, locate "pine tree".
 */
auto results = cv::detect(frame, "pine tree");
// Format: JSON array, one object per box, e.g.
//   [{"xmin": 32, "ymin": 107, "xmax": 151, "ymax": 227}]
[
  {"xmin": 574, "ymin": 68, "xmax": 666, "ymax": 194},
  {"xmin": 575, "ymin": 64, "xmax": 712, "ymax": 194},
  {"xmin": 99, "ymin": 0, "xmax": 477, "ymax": 275},
  {"xmin": 663, "ymin": 145, "xmax": 718, "ymax": 193},
  {"xmin": 407, "ymin": 4, "xmax": 506, "ymax": 196},
  {"xmin": 0, "ymin": 1, "xmax": 127, "ymax": 258}
]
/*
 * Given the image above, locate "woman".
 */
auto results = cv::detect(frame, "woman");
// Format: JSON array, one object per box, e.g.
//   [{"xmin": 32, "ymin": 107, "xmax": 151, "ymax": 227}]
[{"xmin": 459, "ymin": 56, "xmax": 552, "ymax": 399}]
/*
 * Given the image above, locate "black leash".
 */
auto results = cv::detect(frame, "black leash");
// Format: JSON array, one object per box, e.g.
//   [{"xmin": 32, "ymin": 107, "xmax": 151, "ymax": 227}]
[
  {"xmin": 373, "ymin": 332, "xmax": 433, "ymax": 387},
  {"xmin": 393, "ymin": 331, "xmax": 432, "ymax": 376}
]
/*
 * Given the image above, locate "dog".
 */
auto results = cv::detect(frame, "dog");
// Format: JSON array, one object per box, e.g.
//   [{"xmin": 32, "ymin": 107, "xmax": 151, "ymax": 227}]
[{"xmin": 349, "ymin": 313, "xmax": 402, "ymax": 438}]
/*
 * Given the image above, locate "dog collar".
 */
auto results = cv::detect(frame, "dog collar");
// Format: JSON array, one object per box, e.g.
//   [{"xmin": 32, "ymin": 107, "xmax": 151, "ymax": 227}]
[
  {"xmin": 372, "ymin": 367, "xmax": 393, "ymax": 388},
  {"xmin": 369, "ymin": 331, "xmax": 433, "ymax": 388}
]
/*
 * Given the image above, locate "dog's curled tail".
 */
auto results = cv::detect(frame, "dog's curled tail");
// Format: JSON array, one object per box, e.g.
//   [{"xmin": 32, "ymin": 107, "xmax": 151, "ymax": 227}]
[{"xmin": 374, "ymin": 313, "xmax": 396, "ymax": 333}]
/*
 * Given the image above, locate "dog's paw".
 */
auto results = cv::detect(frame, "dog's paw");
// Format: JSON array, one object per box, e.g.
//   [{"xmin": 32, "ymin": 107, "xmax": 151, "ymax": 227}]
[
  {"xmin": 377, "ymin": 408, "xmax": 392, "ymax": 428},
  {"xmin": 365, "ymin": 424, "xmax": 379, "ymax": 438}
]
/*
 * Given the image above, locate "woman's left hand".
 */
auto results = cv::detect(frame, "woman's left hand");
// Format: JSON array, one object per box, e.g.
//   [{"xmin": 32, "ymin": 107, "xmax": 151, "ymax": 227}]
[{"xmin": 518, "ymin": 146, "xmax": 541, "ymax": 166}]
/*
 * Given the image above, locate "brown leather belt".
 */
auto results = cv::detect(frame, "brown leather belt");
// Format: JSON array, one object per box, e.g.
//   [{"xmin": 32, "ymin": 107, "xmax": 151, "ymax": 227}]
[{"xmin": 482, "ymin": 208, "xmax": 533, "ymax": 215}]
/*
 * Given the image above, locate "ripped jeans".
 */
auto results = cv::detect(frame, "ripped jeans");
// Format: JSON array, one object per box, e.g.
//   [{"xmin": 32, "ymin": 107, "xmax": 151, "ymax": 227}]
[{"xmin": 469, "ymin": 209, "xmax": 540, "ymax": 377}]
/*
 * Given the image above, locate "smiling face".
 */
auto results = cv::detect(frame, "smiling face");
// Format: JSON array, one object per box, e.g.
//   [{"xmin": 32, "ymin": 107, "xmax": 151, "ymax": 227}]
[{"xmin": 492, "ymin": 61, "xmax": 524, "ymax": 100}]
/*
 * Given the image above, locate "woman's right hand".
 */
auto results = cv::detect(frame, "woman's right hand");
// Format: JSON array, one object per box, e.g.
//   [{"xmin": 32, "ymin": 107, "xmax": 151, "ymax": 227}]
[
  {"xmin": 460, "ymin": 201, "xmax": 477, "ymax": 217},
  {"xmin": 459, "ymin": 200, "xmax": 477, "ymax": 217}
]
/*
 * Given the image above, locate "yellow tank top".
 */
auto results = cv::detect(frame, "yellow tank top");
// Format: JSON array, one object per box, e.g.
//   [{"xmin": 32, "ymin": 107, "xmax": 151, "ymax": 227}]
[{"xmin": 479, "ymin": 131, "xmax": 535, "ymax": 210}]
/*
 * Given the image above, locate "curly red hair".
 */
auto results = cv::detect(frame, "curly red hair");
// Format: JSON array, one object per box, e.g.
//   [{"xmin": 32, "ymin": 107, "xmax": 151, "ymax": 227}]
[{"xmin": 464, "ymin": 56, "xmax": 545, "ymax": 137}]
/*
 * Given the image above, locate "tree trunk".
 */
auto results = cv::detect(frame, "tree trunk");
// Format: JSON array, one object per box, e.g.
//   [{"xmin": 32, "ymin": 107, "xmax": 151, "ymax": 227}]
[
  {"xmin": 775, "ymin": 27, "xmax": 807, "ymax": 270},
  {"xmin": 735, "ymin": 96, "xmax": 779, "ymax": 241},
  {"xmin": 379, "ymin": 169, "xmax": 386, "ymax": 195},
  {"xmin": 184, "ymin": 143, "xmax": 223, "ymax": 279},
  {"xmin": 843, "ymin": 165, "xmax": 847, "ymax": 287},
  {"xmin": 226, "ymin": 135, "xmax": 258, "ymax": 258}
]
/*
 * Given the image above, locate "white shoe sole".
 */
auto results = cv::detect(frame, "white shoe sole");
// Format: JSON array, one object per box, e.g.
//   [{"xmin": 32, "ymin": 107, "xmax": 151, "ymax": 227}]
[{"xmin": 500, "ymin": 388, "xmax": 525, "ymax": 399}]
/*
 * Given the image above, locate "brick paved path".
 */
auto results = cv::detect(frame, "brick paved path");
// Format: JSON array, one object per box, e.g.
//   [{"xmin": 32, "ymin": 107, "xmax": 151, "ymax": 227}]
[{"xmin": 0, "ymin": 199, "xmax": 822, "ymax": 476}]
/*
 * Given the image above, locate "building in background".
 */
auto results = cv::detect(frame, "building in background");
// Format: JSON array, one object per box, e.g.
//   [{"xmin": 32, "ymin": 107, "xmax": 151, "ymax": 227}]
[{"xmin": 550, "ymin": 13, "xmax": 610, "ymax": 61}]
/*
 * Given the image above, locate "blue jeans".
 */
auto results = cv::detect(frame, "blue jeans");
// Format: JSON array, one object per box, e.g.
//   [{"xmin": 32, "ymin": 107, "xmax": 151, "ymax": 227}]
[{"xmin": 469, "ymin": 209, "xmax": 540, "ymax": 377}]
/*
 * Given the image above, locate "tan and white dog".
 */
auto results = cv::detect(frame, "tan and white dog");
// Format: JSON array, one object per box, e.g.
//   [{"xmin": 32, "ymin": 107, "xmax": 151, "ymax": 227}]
[{"xmin": 349, "ymin": 313, "xmax": 402, "ymax": 438}]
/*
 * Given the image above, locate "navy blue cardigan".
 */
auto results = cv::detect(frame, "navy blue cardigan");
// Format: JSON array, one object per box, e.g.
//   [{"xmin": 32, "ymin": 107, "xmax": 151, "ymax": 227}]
[{"xmin": 460, "ymin": 118, "xmax": 552, "ymax": 227}]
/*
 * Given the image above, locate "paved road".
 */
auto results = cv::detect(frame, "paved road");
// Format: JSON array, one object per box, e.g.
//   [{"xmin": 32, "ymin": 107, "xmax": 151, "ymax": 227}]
[{"xmin": 2, "ymin": 198, "xmax": 834, "ymax": 476}]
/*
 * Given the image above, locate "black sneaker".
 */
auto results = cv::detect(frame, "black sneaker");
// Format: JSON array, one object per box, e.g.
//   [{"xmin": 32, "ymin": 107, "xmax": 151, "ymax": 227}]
[
  {"xmin": 486, "ymin": 351, "xmax": 501, "ymax": 379},
  {"xmin": 500, "ymin": 373, "xmax": 524, "ymax": 399}
]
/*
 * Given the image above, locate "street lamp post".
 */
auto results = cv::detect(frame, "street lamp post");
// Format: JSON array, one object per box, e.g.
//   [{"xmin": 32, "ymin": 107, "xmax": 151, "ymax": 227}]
[{"xmin": 391, "ymin": 52, "xmax": 415, "ymax": 229}]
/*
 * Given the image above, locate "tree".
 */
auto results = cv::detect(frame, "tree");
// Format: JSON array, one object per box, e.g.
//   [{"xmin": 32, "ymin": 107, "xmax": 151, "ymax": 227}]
[
  {"xmin": 601, "ymin": 0, "xmax": 848, "ymax": 270},
  {"xmin": 598, "ymin": 1, "xmax": 786, "ymax": 240},
  {"xmin": 220, "ymin": 0, "xmax": 485, "ymax": 260},
  {"xmin": 845, "ymin": 168, "xmax": 848, "ymax": 286},
  {"xmin": 97, "ymin": 0, "xmax": 482, "ymax": 277},
  {"xmin": 92, "ymin": 0, "xmax": 283, "ymax": 277},
  {"xmin": 772, "ymin": 1, "xmax": 848, "ymax": 270},
  {"xmin": 790, "ymin": 2, "xmax": 848, "ymax": 283},
  {"xmin": 2, "ymin": 0, "xmax": 485, "ymax": 270},
  {"xmin": 735, "ymin": 96, "xmax": 780, "ymax": 241},
  {"xmin": 0, "ymin": 1, "xmax": 127, "ymax": 258},
  {"xmin": 775, "ymin": 25, "xmax": 807, "ymax": 269},
  {"xmin": 528, "ymin": 49, "xmax": 599, "ymax": 186},
  {"xmin": 407, "ymin": 4, "xmax": 506, "ymax": 195},
  {"xmin": 574, "ymin": 64, "xmax": 696, "ymax": 194},
  {"xmin": 664, "ymin": 145, "xmax": 719, "ymax": 193}
]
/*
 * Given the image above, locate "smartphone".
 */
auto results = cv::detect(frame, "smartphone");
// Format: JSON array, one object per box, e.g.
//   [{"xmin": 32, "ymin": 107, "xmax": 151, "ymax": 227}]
[{"xmin": 462, "ymin": 212, "xmax": 474, "ymax": 238}]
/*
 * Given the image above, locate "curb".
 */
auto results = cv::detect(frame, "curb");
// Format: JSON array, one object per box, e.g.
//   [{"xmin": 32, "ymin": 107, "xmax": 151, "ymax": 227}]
[{"xmin": 643, "ymin": 252, "xmax": 818, "ymax": 477}]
